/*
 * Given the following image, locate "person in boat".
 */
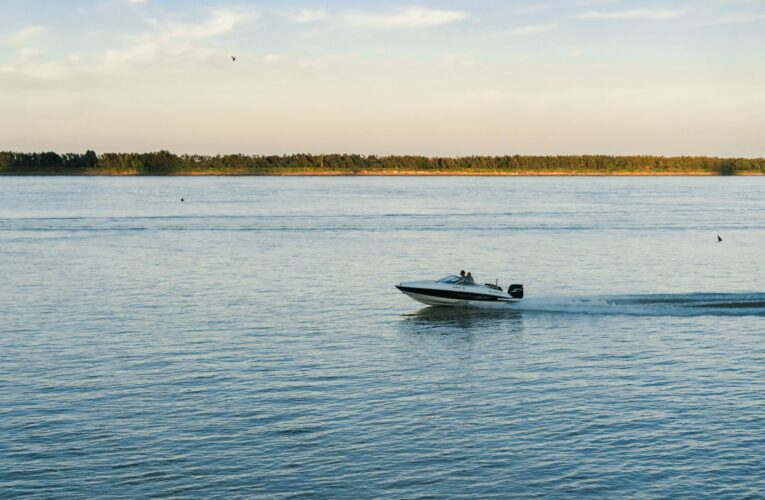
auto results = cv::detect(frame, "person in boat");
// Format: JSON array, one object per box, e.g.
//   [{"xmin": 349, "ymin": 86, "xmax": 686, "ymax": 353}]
[
  {"xmin": 466, "ymin": 272, "xmax": 474, "ymax": 283},
  {"xmin": 460, "ymin": 270, "xmax": 466, "ymax": 279}
]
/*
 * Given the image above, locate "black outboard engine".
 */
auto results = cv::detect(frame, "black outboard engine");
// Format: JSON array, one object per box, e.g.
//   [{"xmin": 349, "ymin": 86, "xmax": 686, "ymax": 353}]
[{"xmin": 508, "ymin": 284, "xmax": 524, "ymax": 299}]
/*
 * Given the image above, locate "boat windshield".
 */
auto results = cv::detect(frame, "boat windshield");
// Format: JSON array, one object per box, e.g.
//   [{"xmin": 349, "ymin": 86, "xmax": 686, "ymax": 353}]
[
  {"xmin": 438, "ymin": 275, "xmax": 461, "ymax": 284},
  {"xmin": 437, "ymin": 275, "xmax": 476, "ymax": 285}
]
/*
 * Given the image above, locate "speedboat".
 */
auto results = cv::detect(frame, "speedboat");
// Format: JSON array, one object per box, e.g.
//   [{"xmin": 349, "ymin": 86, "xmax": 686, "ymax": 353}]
[{"xmin": 396, "ymin": 275, "xmax": 524, "ymax": 307}]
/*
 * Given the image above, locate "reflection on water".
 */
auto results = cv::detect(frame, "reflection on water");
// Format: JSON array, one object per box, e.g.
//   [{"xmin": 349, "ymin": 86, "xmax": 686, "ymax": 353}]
[
  {"xmin": 396, "ymin": 307, "xmax": 526, "ymax": 365},
  {"xmin": 400, "ymin": 306, "xmax": 525, "ymax": 332}
]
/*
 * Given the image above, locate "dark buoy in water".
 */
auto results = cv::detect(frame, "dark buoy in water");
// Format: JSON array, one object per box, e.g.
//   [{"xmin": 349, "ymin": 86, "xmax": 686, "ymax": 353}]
[{"xmin": 717, "ymin": 235, "xmax": 723, "ymax": 242}]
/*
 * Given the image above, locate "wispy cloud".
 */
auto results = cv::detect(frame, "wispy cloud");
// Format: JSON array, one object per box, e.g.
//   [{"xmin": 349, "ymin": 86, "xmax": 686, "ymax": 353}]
[
  {"xmin": 342, "ymin": 6, "xmax": 467, "ymax": 28},
  {"xmin": 705, "ymin": 12, "xmax": 765, "ymax": 24},
  {"xmin": 6, "ymin": 25, "xmax": 47, "ymax": 46},
  {"xmin": 154, "ymin": 9, "xmax": 257, "ymax": 41},
  {"xmin": 104, "ymin": 9, "xmax": 257, "ymax": 65},
  {"xmin": 281, "ymin": 8, "xmax": 329, "ymax": 23},
  {"xmin": 486, "ymin": 22, "xmax": 559, "ymax": 39},
  {"xmin": 508, "ymin": 23, "xmax": 559, "ymax": 35},
  {"xmin": 0, "ymin": 8, "xmax": 259, "ymax": 88},
  {"xmin": 578, "ymin": 8, "xmax": 689, "ymax": 20}
]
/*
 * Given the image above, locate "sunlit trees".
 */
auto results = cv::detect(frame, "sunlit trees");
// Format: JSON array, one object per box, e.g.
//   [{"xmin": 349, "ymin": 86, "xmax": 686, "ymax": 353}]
[{"xmin": 1, "ymin": 151, "xmax": 763, "ymax": 175}]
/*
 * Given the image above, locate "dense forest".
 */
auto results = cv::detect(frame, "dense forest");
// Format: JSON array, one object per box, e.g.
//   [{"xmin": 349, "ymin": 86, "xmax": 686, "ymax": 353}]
[{"xmin": 1, "ymin": 150, "xmax": 763, "ymax": 175}]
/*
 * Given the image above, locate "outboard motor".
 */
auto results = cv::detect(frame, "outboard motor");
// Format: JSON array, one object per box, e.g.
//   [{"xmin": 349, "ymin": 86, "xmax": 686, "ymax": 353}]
[{"xmin": 508, "ymin": 284, "xmax": 524, "ymax": 299}]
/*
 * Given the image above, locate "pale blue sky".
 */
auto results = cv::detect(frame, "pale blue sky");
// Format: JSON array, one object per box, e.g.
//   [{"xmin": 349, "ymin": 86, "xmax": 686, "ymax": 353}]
[{"xmin": 1, "ymin": 0, "xmax": 763, "ymax": 155}]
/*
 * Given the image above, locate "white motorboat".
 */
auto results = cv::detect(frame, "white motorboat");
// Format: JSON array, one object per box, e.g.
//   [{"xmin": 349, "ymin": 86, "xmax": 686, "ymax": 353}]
[{"xmin": 396, "ymin": 275, "xmax": 524, "ymax": 307}]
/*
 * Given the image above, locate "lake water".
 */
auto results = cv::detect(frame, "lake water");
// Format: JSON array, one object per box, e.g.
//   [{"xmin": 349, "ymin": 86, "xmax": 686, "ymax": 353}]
[{"xmin": 1, "ymin": 176, "xmax": 764, "ymax": 498}]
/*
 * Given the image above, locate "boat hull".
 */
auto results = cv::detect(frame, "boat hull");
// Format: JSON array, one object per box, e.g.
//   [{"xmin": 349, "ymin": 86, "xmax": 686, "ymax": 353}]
[{"xmin": 396, "ymin": 284, "xmax": 521, "ymax": 307}]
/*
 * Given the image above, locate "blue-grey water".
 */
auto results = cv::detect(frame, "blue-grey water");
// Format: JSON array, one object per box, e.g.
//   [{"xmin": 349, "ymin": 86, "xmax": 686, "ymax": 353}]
[{"xmin": 1, "ymin": 177, "xmax": 764, "ymax": 498}]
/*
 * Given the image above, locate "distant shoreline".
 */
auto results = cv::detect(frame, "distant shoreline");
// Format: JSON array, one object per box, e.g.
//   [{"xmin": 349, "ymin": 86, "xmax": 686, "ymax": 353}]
[
  {"xmin": 170, "ymin": 170, "xmax": 758, "ymax": 177},
  {"xmin": 5, "ymin": 172, "xmax": 763, "ymax": 177},
  {"xmin": 15, "ymin": 171, "xmax": 754, "ymax": 176},
  {"xmin": 2, "ymin": 151, "xmax": 763, "ymax": 176}
]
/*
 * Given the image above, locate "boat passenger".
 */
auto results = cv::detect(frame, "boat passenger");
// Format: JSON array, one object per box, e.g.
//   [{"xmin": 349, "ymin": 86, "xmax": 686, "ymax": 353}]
[
  {"xmin": 466, "ymin": 272, "xmax": 474, "ymax": 283},
  {"xmin": 460, "ymin": 270, "xmax": 466, "ymax": 279}
]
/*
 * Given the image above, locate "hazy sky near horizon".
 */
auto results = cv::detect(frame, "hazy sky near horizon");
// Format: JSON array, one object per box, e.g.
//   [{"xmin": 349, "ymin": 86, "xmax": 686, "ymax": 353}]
[{"xmin": 1, "ymin": 0, "xmax": 764, "ymax": 156}]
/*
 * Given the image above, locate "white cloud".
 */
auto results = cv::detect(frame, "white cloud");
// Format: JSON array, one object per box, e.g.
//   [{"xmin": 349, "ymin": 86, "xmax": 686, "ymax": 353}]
[
  {"xmin": 0, "ymin": 8, "xmax": 259, "ymax": 89},
  {"xmin": 157, "ymin": 9, "xmax": 257, "ymax": 41},
  {"xmin": 578, "ymin": 8, "xmax": 689, "ymax": 20},
  {"xmin": 342, "ymin": 6, "xmax": 467, "ymax": 28},
  {"xmin": 103, "ymin": 9, "xmax": 257, "ymax": 65},
  {"xmin": 486, "ymin": 23, "xmax": 559, "ymax": 39},
  {"xmin": 6, "ymin": 25, "xmax": 47, "ymax": 46},
  {"xmin": 508, "ymin": 23, "xmax": 559, "ymax": 35},
  {"xmin": 282, "ymin": 8, "xmax": 328, "ymax": 23},
  {"xmin": 0, "ymin": 27, "xmax": 73, "ymax": 86},
  {"xmin": 104, "ymin": 42, "xmax": 158, "ymax": 64},
  {"xmin": 707, "ymin": 12, "xmax": 765, "ymax": 24}
]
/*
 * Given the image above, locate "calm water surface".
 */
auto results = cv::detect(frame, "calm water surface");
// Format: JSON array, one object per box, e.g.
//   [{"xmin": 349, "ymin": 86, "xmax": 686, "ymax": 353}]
[{"xmin": 1, "ymin": 177, "xmax": 764, "ymax": 498}]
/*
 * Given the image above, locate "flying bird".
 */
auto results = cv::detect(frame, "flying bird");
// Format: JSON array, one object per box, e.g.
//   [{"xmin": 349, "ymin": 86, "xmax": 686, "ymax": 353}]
[
  {"xmin": 231, "ymin": 56, "xmax": 237, "ymax": 62},
  {"xmin": 717, "ymin": 235, "xmax": 723, "ymax": 242}
]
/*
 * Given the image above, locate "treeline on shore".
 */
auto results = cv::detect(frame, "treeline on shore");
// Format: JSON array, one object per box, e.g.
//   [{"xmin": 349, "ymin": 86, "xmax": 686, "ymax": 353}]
[{"xmin": 1, "ymin": 150, "xmax": 763, "ymax": 175}]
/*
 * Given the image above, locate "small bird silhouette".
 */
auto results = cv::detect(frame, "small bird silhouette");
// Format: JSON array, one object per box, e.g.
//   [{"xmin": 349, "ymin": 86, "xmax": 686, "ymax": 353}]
[
  {"xmin": 231, "ymin": 56, "xmax": 237, "ymax": 62},
  {"xmin": 717, "ymin": 235, "xmax": 723, "ymax": 242},
  {"xmin": 181, "ymin": 198, "xmax": 185, "ymax": 202}
]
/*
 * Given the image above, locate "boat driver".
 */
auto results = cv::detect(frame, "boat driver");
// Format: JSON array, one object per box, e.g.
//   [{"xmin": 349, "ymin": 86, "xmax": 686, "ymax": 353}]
[{"xmin": 466, "ymin": 272, "xmax": 475, "ymax": 283}]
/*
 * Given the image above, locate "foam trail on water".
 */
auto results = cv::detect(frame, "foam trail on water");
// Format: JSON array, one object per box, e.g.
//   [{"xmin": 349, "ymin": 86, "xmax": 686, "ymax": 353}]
[{"xmin": 510, "ymin": 293, "xmax": 765, "ymax": 317}]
